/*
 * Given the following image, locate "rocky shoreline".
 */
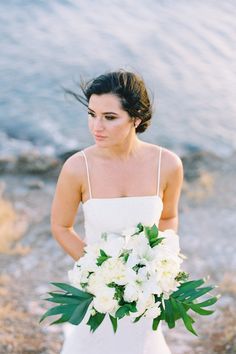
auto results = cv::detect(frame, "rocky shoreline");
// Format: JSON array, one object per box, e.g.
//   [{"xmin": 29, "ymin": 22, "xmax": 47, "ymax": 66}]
[{"xmin": 0, "ymin": 148, "xmax": 235, "ymax": 354}]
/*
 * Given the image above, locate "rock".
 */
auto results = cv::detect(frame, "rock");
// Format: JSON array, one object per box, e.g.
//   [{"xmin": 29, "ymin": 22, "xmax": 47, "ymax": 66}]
[
  {"xmin": 16, "ymin": 152, "xmax": 60, "ymax": 174},
  {"xmin": 25, "ymin": 179, "xmax": 45, "ymax": 189}
]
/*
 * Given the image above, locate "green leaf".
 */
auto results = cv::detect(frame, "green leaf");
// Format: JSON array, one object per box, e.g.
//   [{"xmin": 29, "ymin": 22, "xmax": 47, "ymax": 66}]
[
  {"xmin": 164, "ymin": 299, "xmax": 176, "ymax": 329},
  {"xmin": 136, "ymin": 223, "xmax": 144, "ymax": 232},
  {"xmin": 115, "ymin": 304, "xmax": 134, "ymax": 319},
  {"xmin": 50, "ymin": 282, "xmax": 93, "ymax": 299},
  {"xmin": 170, "ymin": 297, "xmax": 182, "ymax": 321},
  {"xmin": 49, "ymin": 312, "xmax": 74, "ymax": 325},
  {"xmin": 144, "ymin": 224, "xmax": 163, "ymax": 248},
  {"xmin": 188, "ymin": 303, "xmax": 214, "ymax": 316},
  {"xmin": 69, "ymin": 298, "xmax": 93, "ymax": 325},
  {"xmin": 180, "ymin": 286, "xmax": 214, "ymax": 302},
  {"xmin": 44, "ymin": 294, "xmax": 81, "ymax": 305},
  {"xmin": 176, "ymin": 301, "xmax": 198, "ymax": 336},
  {"xmin": 87, "ymin": 312, "xmax": 106, "ymax": 332},
  {"xmin": 96, "ymin": 249, "xmax": 112, "ymax": 266},
  {"xmin": 132, "ymin": 313, "xmax": 144, "ymax": 323},
  {"xmin": 151, "ymin": 237, "xmax": 165, "ymax": 247},
  {"xmin": 173, "ymin": 279, "xmax": 205, "ymax": 298},
  {"xmin": 109, "ymin": 314, "xmax": 118, "ymax": 333},
  {"xmin": 195, "ymin": 296, "xmax": 219, "ymax": 308},
  {"xmin": 152, "ymin": 315, "xmax": 162, "ymax": 330},
  {"xmin": 39, "ymin": 304, "xmax": 76, "ymax": 323}
]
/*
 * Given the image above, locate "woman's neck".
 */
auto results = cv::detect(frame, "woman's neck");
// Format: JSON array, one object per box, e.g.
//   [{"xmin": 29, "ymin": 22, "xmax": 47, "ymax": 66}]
[{"xmin": 97, "ymin": 135, "xmax": 143, "ymax": 161}]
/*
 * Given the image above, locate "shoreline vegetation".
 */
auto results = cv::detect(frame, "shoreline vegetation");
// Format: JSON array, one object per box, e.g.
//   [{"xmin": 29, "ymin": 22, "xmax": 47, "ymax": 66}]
[{"xmin": 0, "ymin": 148, "xmax": 235, "ymax": 353}]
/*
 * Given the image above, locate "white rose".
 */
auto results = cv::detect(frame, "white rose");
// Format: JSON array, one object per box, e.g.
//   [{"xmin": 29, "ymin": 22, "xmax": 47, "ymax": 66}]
[{"xmin": 93, "ymin": 287, "xmax": 118, "ymax": 314}]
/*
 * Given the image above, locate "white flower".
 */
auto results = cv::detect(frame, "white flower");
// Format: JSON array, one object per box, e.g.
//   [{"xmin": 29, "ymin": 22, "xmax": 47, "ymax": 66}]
[
  {"xmin": 144, "ymin": 301, "xmax": 161, "ymax": 319},
  {"xmin": 123, "ymin": 283, "xmax": 140, "ymax": 302},
  {"xmin": 100, "ymin": 235, "xmax": 125, "ymax": 258},
  {"xmin": 158, "ymin": 229, "xmax": 180, "ymax": 255},
  {"xmin": 93, "ymin": 287, "xmax": 118, "ymax": 314},
  {"xmin": 100, "ymin": 257, "xmax": 127, "ymax": 285},
  {"xmin": 125, "ymin": 232, "xmax": 148, "ymax": 252},
  {"xmin": 151, "ymin": 255, "xmax": 182, "ymax": 294},
  {"xmin": 130, "ymin": 294, "xmax": 155, "ymax": 318},
  {"xmin": 87, "ymin": 272, "xmax": 107, "ymax": 295},
  {"xmin": 68, "ymin": 268, "xmax": 83, "ymax": 290}
]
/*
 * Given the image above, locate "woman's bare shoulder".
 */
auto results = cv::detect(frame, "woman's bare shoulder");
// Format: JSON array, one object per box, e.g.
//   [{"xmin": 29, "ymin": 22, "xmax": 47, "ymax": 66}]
[
  {"xmin": 58, "ymin": 150, "xmax": 90, "ymax": 185},
  {"xmin": 161, "ymin": 146, "xmax": 183, "ymax": 171},
  {"xmin": 145, "ymin": 142, "xmax": 183, "ymax": 168}
]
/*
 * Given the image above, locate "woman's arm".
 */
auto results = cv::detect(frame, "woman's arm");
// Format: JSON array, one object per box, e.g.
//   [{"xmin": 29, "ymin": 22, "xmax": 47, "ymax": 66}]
[
  {"xmin": 50, "ymin": 154, "xmax": 87, "ymax": 261},
  {"xmin": 158, "ymin": 150, "xmax": 184, "ymax": 233}
]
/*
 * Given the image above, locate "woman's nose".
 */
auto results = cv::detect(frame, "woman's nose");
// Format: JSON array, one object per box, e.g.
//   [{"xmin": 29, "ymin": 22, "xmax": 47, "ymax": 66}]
[{"xmin": 93, "ymin": 117, "xmax": 104, "ymax": 131}]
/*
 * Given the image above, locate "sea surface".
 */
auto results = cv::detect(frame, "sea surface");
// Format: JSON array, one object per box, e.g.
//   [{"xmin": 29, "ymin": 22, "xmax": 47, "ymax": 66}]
[{"xmin": 0, "ymin": 0, "xmax": 236, "ymax": 161}]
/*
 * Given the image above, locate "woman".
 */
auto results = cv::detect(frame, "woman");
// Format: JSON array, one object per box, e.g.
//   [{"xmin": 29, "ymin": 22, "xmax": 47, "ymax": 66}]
[{"xmin": 51, "ymin": 69, "xmax": 183, "ymax": 354}]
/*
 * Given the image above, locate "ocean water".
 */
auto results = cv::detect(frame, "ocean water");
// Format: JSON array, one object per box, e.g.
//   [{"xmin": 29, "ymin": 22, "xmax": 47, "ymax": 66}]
[{"xmin": 0, "ymin": 0, "xmax": 236, "ymax": 160}]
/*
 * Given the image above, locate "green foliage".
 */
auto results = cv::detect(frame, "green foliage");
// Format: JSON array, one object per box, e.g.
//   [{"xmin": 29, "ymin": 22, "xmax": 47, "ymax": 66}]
[
  {"xmin": 115, "ymin": 302, "xmax": 137, "ymax": 319},
  {"xmin": 87, "ymin": 311, "xmax": 106, "ymax": 332},
  {"xmin": 109, "ymin": 314, "xmax": 118, "ymax": 333},
  {"xmin": 96, "ymin": 249, "xmax": 112, "ymax": 266},
  {"xmin": 163, "ymin": 278, "xmax": 219, "ymax": 335},
  {"xmin": 175, "ymin": 271, "xmax": 189, "ymax": 282},
  {"xmin": 39, "ymin": 283, "xmax": 93, "ymax": 326},
  {"xmin": 143, "ymin": 224, "xmax": 164, "ymax": 248}
]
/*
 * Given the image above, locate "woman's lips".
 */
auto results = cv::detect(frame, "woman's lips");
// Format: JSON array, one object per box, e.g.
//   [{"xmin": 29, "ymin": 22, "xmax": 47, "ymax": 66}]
[{"xmin": 94, "ymin": 134, "xmax": 107, "ymax": 140}]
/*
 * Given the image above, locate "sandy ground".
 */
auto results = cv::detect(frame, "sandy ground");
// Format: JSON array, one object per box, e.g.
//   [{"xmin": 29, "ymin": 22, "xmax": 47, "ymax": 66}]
[{"xmin": 0, "ymin": 150, "xmax": 235, "ymax": 354}]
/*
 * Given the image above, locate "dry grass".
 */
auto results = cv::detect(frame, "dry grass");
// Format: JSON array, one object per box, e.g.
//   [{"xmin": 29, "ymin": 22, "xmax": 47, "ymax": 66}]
[{"xmin": 0, "ymin": 193, "xmax": 30, "ymax": 255}]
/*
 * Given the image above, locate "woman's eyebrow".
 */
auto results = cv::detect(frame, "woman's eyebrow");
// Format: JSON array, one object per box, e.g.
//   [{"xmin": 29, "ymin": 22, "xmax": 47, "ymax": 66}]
[{"xmin": 88, "ymin": 107, "xmax": 118, "ymax": 115}]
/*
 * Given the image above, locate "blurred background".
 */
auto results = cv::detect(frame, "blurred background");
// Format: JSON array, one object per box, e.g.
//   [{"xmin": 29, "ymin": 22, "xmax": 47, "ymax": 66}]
[{"xmin": 0, "ymin": 1, "xmax": 235, "ymax": 353}]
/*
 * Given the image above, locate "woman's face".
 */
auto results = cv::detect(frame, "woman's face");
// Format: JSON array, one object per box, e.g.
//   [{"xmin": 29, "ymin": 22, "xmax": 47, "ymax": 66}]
[{"xmin": 88, "ymin": 93, "xmax": 139, "ymax": 147}]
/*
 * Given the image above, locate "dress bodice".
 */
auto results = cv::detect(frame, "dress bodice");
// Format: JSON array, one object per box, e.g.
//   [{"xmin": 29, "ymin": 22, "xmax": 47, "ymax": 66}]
[
  {"xmin": 82, "ymin": 195, "xmax": 163, "ymax": 242},
  {"xmin": 80, "ymin": 146, "xmax": 163, "ymax": 242}
]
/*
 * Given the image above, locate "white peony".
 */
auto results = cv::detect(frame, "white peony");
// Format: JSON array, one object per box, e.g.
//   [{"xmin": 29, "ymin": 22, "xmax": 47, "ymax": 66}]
[
  {"xmin": 87, "ymin": 272, "xmax": 107, "ymax": 295},
  {"xmin": 152, "ymin": 254, "xmax": 182, "ymax": 294},
  {"xmin": 93, "ymin": 287, "xmax": 118, "ymax": 313},
  {"xmin": 100, "ymin": 257, "xmax": 127, "ymax": 285}
]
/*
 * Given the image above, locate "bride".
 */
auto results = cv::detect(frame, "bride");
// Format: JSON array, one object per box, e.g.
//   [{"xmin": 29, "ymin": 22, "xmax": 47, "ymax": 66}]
[{"xmin": 50, "ymin": 69, "xmax": 183, "ymax": 354}]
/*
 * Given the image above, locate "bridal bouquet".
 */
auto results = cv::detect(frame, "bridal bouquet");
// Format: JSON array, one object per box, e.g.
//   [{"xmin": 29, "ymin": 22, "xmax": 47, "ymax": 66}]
[{"xmin": 40, "ymin": 223, "xmax": 219, "ymax": 335}]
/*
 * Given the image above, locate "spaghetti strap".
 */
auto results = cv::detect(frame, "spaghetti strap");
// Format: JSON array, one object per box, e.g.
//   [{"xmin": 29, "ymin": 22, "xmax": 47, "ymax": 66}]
[
  {"xmin": 157, "ymin": 147, "xmax": 162, "ymax": 197},
  {"xmin": 81, "ymin": 151, "xmax": 92, "ymax": 199}
]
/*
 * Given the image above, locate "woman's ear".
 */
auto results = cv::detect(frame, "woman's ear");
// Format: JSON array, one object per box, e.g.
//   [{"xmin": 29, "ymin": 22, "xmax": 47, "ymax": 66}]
[{"xmin": 134, "ymin": 118, "xmax": 142, "ymax": 128}]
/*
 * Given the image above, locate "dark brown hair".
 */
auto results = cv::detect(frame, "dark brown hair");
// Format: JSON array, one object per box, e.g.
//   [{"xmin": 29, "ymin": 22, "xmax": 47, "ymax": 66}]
[{"xmin": 66, "ymin": 69, "xmax": 153, "ymax": 133}]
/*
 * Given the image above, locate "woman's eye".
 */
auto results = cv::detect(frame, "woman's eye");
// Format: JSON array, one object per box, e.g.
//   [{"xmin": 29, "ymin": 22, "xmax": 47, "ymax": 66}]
[
  {"xmin": 105, "ymin": 116, "xmax": 116, "ymax": 120},
  {"xmin": 88, "ymin": 112, "xmax": 95, "ymax": 117}
]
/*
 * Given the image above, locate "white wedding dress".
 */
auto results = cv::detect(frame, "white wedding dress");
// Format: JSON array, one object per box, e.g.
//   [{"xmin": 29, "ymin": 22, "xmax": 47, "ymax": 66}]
[{"xmin": 60, "ymin": 147, "xmax": 172, "ymax": 354}]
